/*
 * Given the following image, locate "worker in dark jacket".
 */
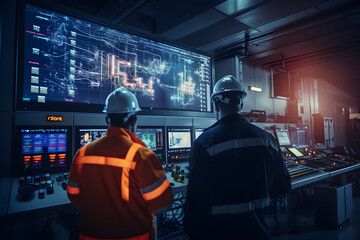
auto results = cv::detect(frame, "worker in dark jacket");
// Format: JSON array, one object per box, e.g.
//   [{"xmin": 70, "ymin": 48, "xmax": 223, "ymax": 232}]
[{"xmin": 183, "ymin": 75, "xmax": 291, "ymax": 240}]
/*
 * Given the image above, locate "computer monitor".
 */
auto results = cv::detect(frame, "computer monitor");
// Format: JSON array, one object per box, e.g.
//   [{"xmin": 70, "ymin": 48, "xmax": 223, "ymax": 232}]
[
  {"xmin": 194, "ymin": 128, "xmax": 204, "ymax": 140},
  {"xmin": 296, "ymin": 129, "xmax": 307, "ymax": 147},
  {"xmin": 167, "ymin": 127, "xmax": 192, "ymax": 163},
  {"xmin": 15, "ymin": 126, "xmax": 72, "ymax": 176},
  {"xmin": 75, "ymin": 127, "xmax": 107, "ymax": 151},
  {"xmin": 136, "ymin": 127, "xmax": 165, "ymax": 164},
  {"xmin": 19, "ymin": 4, "xmax": 212, "ymax": 114},
  {"xmin": 287, "ymin": 147, "xmax": 304, "ymax": 158},
  {"xmin": 275, "ymin": 129, "xmax": 292, "ymax": 147}
]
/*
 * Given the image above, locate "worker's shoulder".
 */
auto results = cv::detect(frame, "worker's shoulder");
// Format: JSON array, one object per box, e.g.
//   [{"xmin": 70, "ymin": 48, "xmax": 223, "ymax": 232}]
[
  {"xmin": 249, "ymin": 123, "xmax": 271, "ymax": 136},
  {"xmin": 135, "ymin": 145, "xmax": 158, "ymax": 160},
  {"xmin": 194, "ymin": 126, "xmax": 222, "ymax": 150}
]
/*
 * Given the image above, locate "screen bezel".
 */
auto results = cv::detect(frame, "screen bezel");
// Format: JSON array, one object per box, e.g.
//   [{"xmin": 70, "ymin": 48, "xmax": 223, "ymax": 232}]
[
  {"xmin": 287, "ymin": 147, "xmax": 304, "ymax": 158},
  {"xmin": 275, "ymin": 129, "xmax": 292, "ymax": 147},
  {"xmin": 14, "ymin": 125, "xmax": 73, "ymax": 176},
  {"xmin": 136, "ymin": 126, "xmax": 166, "ymax": 150},
  {"xmin": 166, "ymin": 126, "xmax": 192, "ymax": 163},
  {"xmin": 166, "ymin": 126, "xmax": 193, "ymax": 150},
  {"xmin": 74, "ymin": 125, "xmax": 108, "ymax": 152},
  {"xmin": 136, "ymin": 126, "xmax": 166, "ymax": 164},
  {"xmin": 16, "ymin": 1, "xmax": 214, "ymax": 117},
  {"xmin": 194, "ymin": 128, "xmax": 205, "ymax": 141},
  {"xmin": 295, "ymin": 129, "xmax": 308, "ymax": 148}
]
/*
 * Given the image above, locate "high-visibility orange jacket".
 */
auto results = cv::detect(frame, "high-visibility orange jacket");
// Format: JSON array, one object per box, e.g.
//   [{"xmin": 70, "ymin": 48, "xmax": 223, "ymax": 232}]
[{"xmin": 67, "ymin": 127, "xmax": 173, "ymax": 240}]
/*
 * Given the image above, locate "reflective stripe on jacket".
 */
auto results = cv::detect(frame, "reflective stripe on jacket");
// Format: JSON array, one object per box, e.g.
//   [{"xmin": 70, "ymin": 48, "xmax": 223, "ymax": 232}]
[{"xmin": 79, "ymin": 232, "xmax": 150, "ymax": 240}]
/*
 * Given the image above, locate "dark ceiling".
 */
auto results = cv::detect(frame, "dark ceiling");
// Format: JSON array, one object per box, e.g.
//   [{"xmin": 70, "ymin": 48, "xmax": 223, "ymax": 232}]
[{"xmin": 49, "ymin": 0, "xmax": 360, "ymax": 98}]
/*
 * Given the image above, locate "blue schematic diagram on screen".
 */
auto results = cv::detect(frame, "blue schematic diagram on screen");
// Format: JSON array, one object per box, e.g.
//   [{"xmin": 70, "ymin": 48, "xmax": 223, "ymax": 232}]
[{"xmin": 22, "ymin": 4, "xmax": 212, "ymax": 112}]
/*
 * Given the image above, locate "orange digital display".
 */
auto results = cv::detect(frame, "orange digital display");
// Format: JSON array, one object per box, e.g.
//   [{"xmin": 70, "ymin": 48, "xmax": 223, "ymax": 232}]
[{"xmin": 46, "ymin": 115, "xmax": 63, "ymax": 122}]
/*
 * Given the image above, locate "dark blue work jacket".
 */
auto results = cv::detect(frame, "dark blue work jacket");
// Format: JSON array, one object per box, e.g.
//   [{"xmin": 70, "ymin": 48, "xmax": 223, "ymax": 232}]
[{"xmin": 183, "ymin": 113, "xmax": 291, "ymax": 240}]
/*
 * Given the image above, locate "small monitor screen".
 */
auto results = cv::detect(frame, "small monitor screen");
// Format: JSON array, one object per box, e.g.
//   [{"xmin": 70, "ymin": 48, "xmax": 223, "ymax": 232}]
[
  {"xmin": 276, "ymin": 129, "xmax": 292, "ymax": 147},
  {"xmin": 136, "ymin": 127, "xmax": 164, "ymax": 151},
  {"xmin": 297, "ymin": 129, "xmax": 307, "ymax": 147},
  {"xmin": 15, "ymin": 127, "xmax": 71, "ymax": 175},
  {"xmin": 136, "ymin": 127, "xmax": 165, "ymax": 163},
  {"xmin": 288, "ymin": 147, "xmax": 304, "ymax": 157},
  {"xmin": 76, "ymin": 127, "xmax": 107, "ymax": 150},
  {"xmin": 21, "ymin": 4, "xmax": 212, "ymax": 113},
  {"xmin": 168, "ymin": 129, "xmax": 191, "ymax": 149},
  {"xmin": 167, "ymin": 127, "xmax": 192, "ymax": 163},
  {"xmin": 194, "ymin": 128, "xmax": 204, "ymax": 140}
]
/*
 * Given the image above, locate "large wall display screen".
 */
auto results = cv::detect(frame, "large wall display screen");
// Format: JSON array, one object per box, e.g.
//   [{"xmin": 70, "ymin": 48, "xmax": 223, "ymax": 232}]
[{"xmin": 20, "ymin": 4, "xmax": 212, "ymax": 113}]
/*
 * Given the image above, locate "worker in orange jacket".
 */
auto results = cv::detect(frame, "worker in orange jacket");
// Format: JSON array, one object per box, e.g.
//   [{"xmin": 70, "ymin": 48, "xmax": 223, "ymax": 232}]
[{"xmin": 67, "ymin": 87, "xmax": 173, "ymax": 240}]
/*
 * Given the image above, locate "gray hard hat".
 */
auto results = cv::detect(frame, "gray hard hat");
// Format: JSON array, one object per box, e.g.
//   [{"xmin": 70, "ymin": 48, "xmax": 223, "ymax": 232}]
[
  {"xmin": 103, "ymin": 87, "xmax": 141, "ymax": 114},
  {"xmin": 211, "ymin": 75, "xmax": 247, "ymax": 103}
]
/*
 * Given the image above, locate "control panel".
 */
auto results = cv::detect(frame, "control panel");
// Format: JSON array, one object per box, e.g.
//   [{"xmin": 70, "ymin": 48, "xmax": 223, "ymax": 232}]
[
  {"xmin": 166, "ymin": 127, "xmax": 192, "ymax": 163},
  {"xmin": 163, "ymin": 163, "xmax": 190, "ymax": 189},
  {"xmin": 14, "ymin": 127, "xmax": 72, "ymax": 176},
  {"xmin": 8, "ymin": 172, "xmax": 70, "ymax": 214}
]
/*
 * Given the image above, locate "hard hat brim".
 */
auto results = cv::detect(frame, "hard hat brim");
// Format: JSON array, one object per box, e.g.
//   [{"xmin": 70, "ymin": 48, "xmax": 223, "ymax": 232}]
[{"xmin": 211, "ymin": 89, "xmax": 247, "ymax": 101}]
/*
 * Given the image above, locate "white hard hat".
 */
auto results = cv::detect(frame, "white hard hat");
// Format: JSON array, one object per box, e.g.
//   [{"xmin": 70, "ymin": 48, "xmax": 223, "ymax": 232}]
[
  {"xmin": 103, "ymin": 87, "xmax": 141, "ymax": 114},
  {"xmin": 211, "ymin": 75, "xmax": 247, "ymax": 103}
]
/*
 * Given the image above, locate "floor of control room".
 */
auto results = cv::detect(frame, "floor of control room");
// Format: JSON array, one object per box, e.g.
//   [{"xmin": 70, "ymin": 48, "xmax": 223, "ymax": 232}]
[
  {"xmin": 1, "ymin": 196, "xmax": 359, "ymax": 240},
  {"xmin": 160, "ymin": 196, "xmax": 360, "ymax": 240}
]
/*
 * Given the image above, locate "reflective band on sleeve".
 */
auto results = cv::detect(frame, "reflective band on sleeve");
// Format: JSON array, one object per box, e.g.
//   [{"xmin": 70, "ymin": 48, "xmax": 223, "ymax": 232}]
[
  {"xmin": 68, "ymin": 179, "xmax": 79, "ymax": 188},
  {"xmin": 211, "ymin": 198, "xmax": 270, "ymax": 215},
  {"xmin": 79, "ymin": 232, "xmax": 149, "ymax": 240},
  {"xmin": 121, "ymin": 143, "xmax": 142, "ymax": 202},
  {"xmin": 67, "ymin": 185, "xmax": 80, "ymax": 195},
  {"xmin": 140, "ymin": 173, "xmax": 167, "ymax": 194},
  {"xmin": 142, "ymin": 178, "xmax": 170, "ymax": 201},
  {"xmin": 207, "ymin": 138, "xmax": 267, "ymax": 156}
]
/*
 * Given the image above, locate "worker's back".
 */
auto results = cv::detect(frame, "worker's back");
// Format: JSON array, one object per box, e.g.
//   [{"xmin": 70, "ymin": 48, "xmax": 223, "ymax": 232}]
[
  {"xmin": 184, "ymin": 113, "xmax": 291, "ymax": 239},
  {"xmin": 68, "ymin": 127, "xmax": 173, "ymax": 240}
]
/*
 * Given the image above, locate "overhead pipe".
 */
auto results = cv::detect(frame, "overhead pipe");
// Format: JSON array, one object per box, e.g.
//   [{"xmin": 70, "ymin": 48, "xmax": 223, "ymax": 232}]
[{"xmin": 215, "ymin": 29, "xmax": 249, "ymax": 61}]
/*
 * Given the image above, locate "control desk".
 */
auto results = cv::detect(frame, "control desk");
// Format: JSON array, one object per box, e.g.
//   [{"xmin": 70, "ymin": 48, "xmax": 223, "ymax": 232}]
[
  {"xmin": 6, "ymin": 172, "xmax": 71, "ymax": 215},
  {"xmin": 282, "ymin": 146, "xmax": 360, "ymax": 189},
  {"xmin": 164, "ymin": 163, "xmax": 190, "ymax": 193}
]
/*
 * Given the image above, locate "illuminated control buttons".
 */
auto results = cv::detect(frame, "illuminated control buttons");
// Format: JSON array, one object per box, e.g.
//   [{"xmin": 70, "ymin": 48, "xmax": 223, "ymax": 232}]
[
  {"xmin": 40, "ymin": 180, "xmax": 46, "ymax": 189},
  {"xmin": 45, "ymin": 173, "xmax": 51, "ymax": 181},
  {"xmin": 61, "ymin": 182, "xmax": 67, "ymax": 190},
  {"xmin": 46, "ymin": 180, "xmax": 52, "ymax": 187},
  {"xmin": 26, "ymin": 176, "xmax": 32, "ymax": 184},
  {"xmin": 19, "ymin": 176, "xmax": 26, "ymax": 185},
  {"xmin": 56, "ymin": 175, "xmax": 64, "ymax": 182},
  {"xmin": 34, "ymin": 175, "xmax": 40, "ymax": 183},
  {"xmin": 47, "ymin": 180, "xmax": 54, "ymax": 194},
  {"xmin": 38, "ymin": 189, "xmax": 45, "ymax": 199}
]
